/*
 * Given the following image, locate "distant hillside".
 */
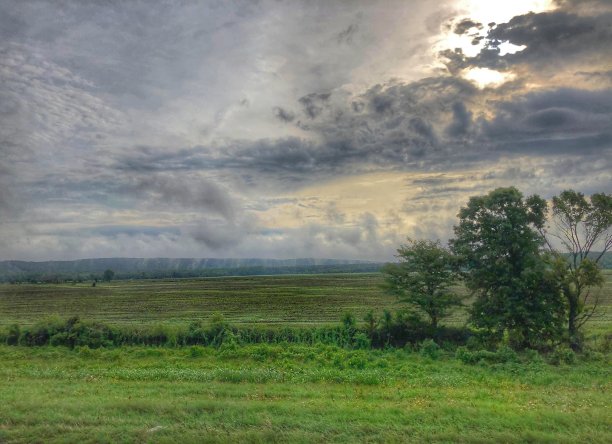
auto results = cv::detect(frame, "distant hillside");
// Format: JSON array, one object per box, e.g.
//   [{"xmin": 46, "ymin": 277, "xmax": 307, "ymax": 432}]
[
  {"xmin": 562, "ymin": 252, "xmax": 612, "ymax": 269},
  {"xmin": 1, "ymin": 253, "xmax": 609, "ymax": 283},
  {"xmin": 0, "ymin": 257, "xmax": 383, "ymax": 282}
]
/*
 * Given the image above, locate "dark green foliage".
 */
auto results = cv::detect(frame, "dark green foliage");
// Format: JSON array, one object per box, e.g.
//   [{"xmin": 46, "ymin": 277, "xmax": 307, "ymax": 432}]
[
  {"xmin": 419, "ymin": 339, "xmax": 441, "ymax": 359},
  {"xmin": 451, "ymin": 187, "xmax": 566, "ymax": 349},
  {"xmin": 549, "ymin": 346, "xmax": 576, "ymax": 365},
  {"xmin": 3, "ymin": 313, "xmax": 471, "ymax": 350},
  {"xmin": 455, "ymin": 345, "xmax": 519, "ymax": 365},
  {"xmin": 102, "ymin": 269, "xmax": 115, "ymax": 282},
  {"xmin": 382, "ymin": 239, "xmax": 462, "ymax": 328},
  {"xmin": 365, "ymin": 310, "xmax": 469, "ymax": 348},
  {"xmin": 363, "ymin": 310, "xmax": 378, "ymax": 339},
  {"xmin": 352, "ymin": 332, "xmax": 371, "ymax": 349}
]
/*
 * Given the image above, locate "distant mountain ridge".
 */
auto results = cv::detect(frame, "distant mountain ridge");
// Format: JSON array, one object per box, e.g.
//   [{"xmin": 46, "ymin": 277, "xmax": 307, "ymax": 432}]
[
  {"xmin": 0, "ymin": 257, "xmax": 380, "ymax": 281},
  {"xmin": 0, "ymin": 253, "xmax": 608, "ymax": 282}
]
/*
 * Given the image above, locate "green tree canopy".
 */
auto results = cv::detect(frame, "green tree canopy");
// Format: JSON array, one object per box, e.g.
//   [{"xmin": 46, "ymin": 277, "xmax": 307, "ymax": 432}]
[
  {"xmin": 450, "ymin": 187, "xmax": 565, "ymax": 349},
  {"xmin": 382, "ymin": 239, "xmax": 462, "ymax": 329},
  {"xmin": 102, "ymin": 269, "xmax": 115, "ymax": 282}
]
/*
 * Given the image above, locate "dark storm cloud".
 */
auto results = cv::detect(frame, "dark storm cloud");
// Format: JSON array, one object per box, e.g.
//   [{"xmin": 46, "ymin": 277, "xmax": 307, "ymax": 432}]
[
  {"xmin": 488, "ymin": 11, "xmax": 611, "ymax": 65},
  {"xmin": 298, "ymin": 92, "xmax": 332, "ymax": 119},
  {"xmin": 112, "ymin": 76, "xmax": 479, "ymax": 180},
  {"xmin": 575, "ymin": 70, "xmax": 612, "ymax": 81},
  {"xmin": 113, "ymin": 75, "xmax": 611, "ymax": 183},
  {"xmin": 453, "ymin": 18, "xmax": 483, "ymax": 35},
  {"xmin": 112, "ymin": 146, "xmax": 212, "ymax": 173},
  {"xmin": 273, "ymin": 107, "xmax": 296, "ymax": 123},
  {"xmin": 443, "ymin": 3, "xmax": 612, "ymax": 73},
  {"xmin": 481, "ymin": 88, "xmax": 612, "ymax": 151},
  {"xmin": 445, "ymin": 102, "xmax": 472, "ymax": 137}
]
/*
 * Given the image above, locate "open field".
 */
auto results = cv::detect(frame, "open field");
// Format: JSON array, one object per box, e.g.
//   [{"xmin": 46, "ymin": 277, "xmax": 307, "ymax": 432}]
[
  {"xmin": 0, "ymin": 274, "xmax": 401, "ymax": 327},
  {"xmin": 0, "ymin": 272, "xmax": 611, "ymax": 442},
  {"xmin": 1, "ymin": 271, "xmax": 611, "ymax": 331},
  {"xmin": 0, "ymin": 345, "xmax": 610, "ymax": 443}
]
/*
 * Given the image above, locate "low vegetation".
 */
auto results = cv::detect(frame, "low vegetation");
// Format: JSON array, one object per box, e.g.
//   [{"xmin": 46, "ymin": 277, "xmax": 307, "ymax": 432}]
[{"xmin": 0, "ymin": 344, "xmax": 609, "ymax": 443}]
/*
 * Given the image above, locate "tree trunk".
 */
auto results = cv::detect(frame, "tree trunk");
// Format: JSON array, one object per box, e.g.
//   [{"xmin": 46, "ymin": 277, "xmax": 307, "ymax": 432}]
[
  {"xmin": 567, "ymin": 294, "xmax": 581, "ymax": 351},
  {"xmin": 431, "ymin": 316, "xmax": 438, "ymax": 330}
]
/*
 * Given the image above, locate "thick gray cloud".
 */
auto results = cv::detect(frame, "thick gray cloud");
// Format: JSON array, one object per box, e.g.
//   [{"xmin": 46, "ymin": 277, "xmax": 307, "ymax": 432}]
[
  {"xmin": 109, "ymin": 76, "xmax": 480, "ymax": 182},
  {"xmin": 120, "ymin": 174, "xmax": 237, "ymax": 220},
  {"xmin": 443, "ymin": 1, "xmax": 612, "ymax": 76},
  {"xmin": 480, "ymin": 88, "xmax": 612, "ymax": 155},
  {"xmin": 1, "ymin": 0, "xmax": 610, "ymax": 261}
]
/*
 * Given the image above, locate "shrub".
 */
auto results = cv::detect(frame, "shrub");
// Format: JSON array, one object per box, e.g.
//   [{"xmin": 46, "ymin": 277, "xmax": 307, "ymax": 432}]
[
  {"xmin": 582, "ymin": 349, "xmax": 605, "ymax": 362},
  {"xmin": 455, "ymin": 345, "xmax": 519, "ymax": 365},
  {"xmin": 188, "ymin": 345, "xmax": 206, "ymax": 358},
  {"xmin": 49, "ymin": 332, "xmax": 70, "ymax": 347},
  {"xmin": 19, "ymin": 317, "xmax": 65, "ymax": 346},
  {"xmin": 523, "ymin": 348, "xmax": 545, "ymax": 364},
  {"xmin": 347, "ymin": 352, "xmax": 368, "ymax": 369},
  {"xmin": 496, "ymin": 345, "xmax": 519, "ymax": 363},
  {"xmin": 549, "ymin": 346, "xmax": 576, "ymax": 365},
  {"xmin": 6, "ymin": 324, "xmax": 20, "ymax": 346},
  {"xmin": 419, "ymin": 339, "xmax": 440, "ymax": 360},
  {"xmin": 353, "ymin": 332, "xmax": 371, "ymax": 350}
]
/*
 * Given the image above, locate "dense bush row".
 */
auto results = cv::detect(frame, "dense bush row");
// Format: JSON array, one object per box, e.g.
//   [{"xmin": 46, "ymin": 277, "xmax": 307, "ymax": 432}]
[
  {"xmin": 1, "ymin": 311, "xmax": 470, "ymax": 350},
  {"xmin": 3, "ymin": 312, "xmax": 608, "ymax": 362}
]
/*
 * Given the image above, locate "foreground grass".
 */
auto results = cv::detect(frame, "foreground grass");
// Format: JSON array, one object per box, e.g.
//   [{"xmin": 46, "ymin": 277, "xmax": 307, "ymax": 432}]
[{"xmin": 0, "ymin": 345, "xmax": 610, "ymax": 443}]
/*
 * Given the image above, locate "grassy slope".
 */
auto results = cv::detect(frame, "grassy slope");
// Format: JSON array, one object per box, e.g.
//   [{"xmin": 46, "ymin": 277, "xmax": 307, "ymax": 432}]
[{"xmin": 0, "ymin": 345, "xmax": 610, "ymax": 443}]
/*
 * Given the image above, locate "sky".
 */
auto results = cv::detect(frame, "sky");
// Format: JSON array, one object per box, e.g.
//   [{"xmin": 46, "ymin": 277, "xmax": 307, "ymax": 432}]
[{"xmin": 0, "ymin": 0, "xmax": 610, "ymax": 261}]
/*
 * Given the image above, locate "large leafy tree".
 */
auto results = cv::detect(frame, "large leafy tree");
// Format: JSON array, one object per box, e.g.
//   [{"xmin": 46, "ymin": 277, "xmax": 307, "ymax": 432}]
[
  {"xmin": 451, "ymin": 187, "xmax": 565, "ymax": 349},
  {"xmin": 382, "ymin": 239, "xmax": 462, "ymax": 329},
  {"xmin": 541, "ymin": 190, "xmax": 611, "ymax": 348}
]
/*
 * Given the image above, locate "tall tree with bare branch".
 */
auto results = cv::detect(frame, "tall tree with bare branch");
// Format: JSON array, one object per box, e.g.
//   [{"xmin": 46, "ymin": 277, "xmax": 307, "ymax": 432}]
[{"xmin": 541, "ymin": 190, "xmax": 612, "ymax": 349}]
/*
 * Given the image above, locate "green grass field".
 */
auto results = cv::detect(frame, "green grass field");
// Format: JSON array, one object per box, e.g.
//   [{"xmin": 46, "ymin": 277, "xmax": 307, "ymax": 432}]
[
  {"xmin": 1, "ymin": 271, "xmax": 610, "ymax": 330},
  {"xmin": 0, "ymin": 272, "xmax": 611, "ymax": 442},
  {"xmin": 0, "ymin": 274, "xmax": 401, "ymax": 327},
  {"xmin": 0, "ymin": 345, "xmax": 610, "ymax": 443}
]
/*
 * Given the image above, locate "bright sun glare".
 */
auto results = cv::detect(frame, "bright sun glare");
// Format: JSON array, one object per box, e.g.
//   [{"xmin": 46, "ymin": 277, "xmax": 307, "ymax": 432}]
[
  {"xmin": 459, "ymin": 0, "xmax": 554, "ymax": 25},
  {"xmin": 463, "ymin": 67, "xmax": 516, "ymax": 88}
]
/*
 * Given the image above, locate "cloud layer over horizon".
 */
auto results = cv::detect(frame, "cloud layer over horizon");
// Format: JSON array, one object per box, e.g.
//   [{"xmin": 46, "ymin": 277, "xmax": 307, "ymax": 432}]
[{"xmin": 1, "ymin": 0, "xmax": 610, "ymax": 261}]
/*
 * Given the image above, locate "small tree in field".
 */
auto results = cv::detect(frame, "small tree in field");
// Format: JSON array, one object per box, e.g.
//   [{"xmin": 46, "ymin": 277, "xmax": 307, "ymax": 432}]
[
  {"xmin": 540, "ymin": 190, "xmax": 611, "ymax": 349},
  {"xmin": 382, "ymin": 239, "xmax": 462, "ymax": 329},
  {"xmin": 103, "ymin": 269, "xmax": 115, "ymax": 282}
]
